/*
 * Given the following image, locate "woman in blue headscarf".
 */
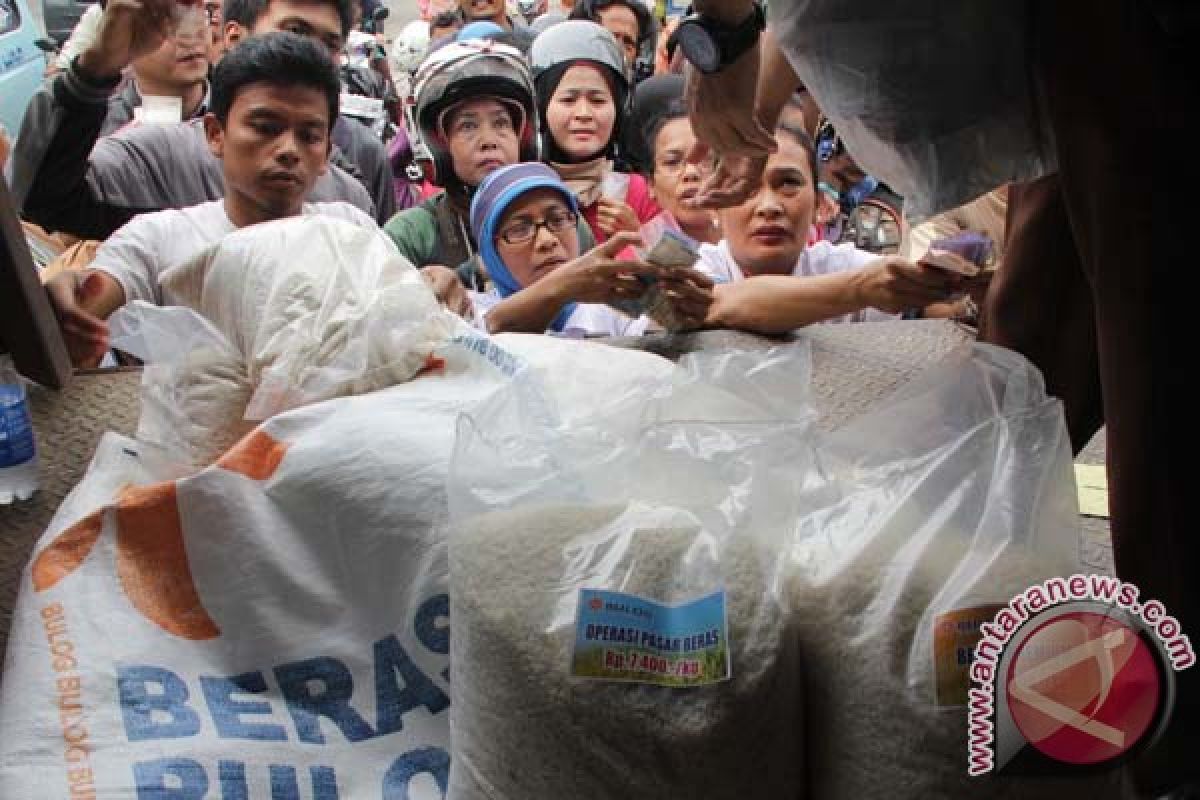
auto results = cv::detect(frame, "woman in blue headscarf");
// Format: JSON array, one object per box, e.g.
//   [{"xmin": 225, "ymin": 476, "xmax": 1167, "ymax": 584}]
[{"xmin": 469, "ymin": 163, "xmax": 712, "ymax": 335}]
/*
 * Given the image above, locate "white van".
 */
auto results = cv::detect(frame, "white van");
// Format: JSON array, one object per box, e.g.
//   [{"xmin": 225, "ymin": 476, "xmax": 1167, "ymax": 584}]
[{"xmin": 0, "ymin": 0, "xmax": 47, "ymax": 138}]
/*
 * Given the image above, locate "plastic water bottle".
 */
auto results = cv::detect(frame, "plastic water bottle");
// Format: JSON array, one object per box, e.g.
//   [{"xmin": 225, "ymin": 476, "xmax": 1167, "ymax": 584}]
[{"xmin": 0, "ymin": 355, "xmax": 39, "ymax": 505}]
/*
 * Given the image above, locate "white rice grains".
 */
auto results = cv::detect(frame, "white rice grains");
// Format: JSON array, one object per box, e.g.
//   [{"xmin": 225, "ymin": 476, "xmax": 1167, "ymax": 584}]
[{"xmin": 448, "ymin": 502, "xmax": 803, "ymax": 800}]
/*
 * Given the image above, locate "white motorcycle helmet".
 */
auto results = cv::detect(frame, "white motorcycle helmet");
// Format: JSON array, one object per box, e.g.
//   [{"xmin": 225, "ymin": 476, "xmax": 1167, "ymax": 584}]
[
  {"xmin": 393, "ymin": 19, "xmax": 432, "ymax": 74},
  {"xmin": 406, "ymin": 39, "xmax": 539, "ymax": 189}
]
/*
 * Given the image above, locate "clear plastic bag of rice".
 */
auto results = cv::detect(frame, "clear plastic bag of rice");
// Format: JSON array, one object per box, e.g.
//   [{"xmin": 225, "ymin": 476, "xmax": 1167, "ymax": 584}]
[
  {"xmin": 449, "ymin": 338, "xmax": 1136, "ymax": 799},
  {"xmin": 446, "ymin": 345, "xmax": 817, "ymax": 800},
  {"xmin": 449, "ymin": 501, "xmax": 802, "ymax": 800},
  {"xmin": 781, "ymin": 344, "xmax": 1135, "ymax": 798}
]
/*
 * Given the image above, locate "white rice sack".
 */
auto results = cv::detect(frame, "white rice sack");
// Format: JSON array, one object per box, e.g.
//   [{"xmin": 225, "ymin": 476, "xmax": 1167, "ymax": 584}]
[
  {"xmin": 0, "ymin": 334, "xmax": 681, "ymax": 798},
  {"xmin": 449, "ymin": 502, "xmax": 802, "ymax": 800},
  {"xmin": 160, "ymin": 215, "xmax": 460, "ymax": 420}
]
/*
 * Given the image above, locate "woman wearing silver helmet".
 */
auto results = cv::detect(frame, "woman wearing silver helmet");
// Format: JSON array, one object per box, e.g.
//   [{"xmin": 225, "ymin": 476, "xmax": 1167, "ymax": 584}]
[
  {"xmin": 384, "ymin": 38, "xmax": 595, "ymax": 288},
  {"xmin": 531, "ymin": 20, "xmax": 661, "ymax": 244}
]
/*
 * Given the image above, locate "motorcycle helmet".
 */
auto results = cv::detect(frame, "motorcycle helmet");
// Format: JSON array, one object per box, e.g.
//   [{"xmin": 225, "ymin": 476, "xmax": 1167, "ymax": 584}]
[
  {"xmin": 530, "ymin": 20, "xmax": 628, "ymax": 162},
  {"xmin": 393, "ymin": 19, "xmax": 431, "ymax": 74},
  {"xmin": 842, "ymin": 185, "xmax": 905, "ymax": 255},
  {"xmin": 516, "ymin": 0, "xmax": 544, "ymax": 21},
  {"xmin": 408, "ymin": 39, "xmax": 539, "ymax": 190},
  {"xmin": 530, "ymin": 10, "xmax": 565, "ymax": 34},
  {"xmin": 622, "ymin": 72, "xmax": 683, "ymax": 173}
]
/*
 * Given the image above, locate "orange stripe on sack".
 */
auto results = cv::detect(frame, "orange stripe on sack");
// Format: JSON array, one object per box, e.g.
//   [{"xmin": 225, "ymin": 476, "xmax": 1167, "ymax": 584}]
[
  {"xmin": 115, "ymin": 483, "xmax": 220, "ymax": 641},
  {"xmin": 216, "ymin": 429, "xmax": 289, "ymax": 481},
  {"xmin": 31, "ymin": 511, "xmax": 105, "ymax": 592},
  {"xmin": 416, "ymin": 352, "xmax": 447, "ymax": 377}
]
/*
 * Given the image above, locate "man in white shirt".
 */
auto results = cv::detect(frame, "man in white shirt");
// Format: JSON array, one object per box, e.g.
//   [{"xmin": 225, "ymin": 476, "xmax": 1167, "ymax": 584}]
[
  {"xmin": 44, "ymin": 31, "xmax": 379, "ymax": 366},
  {"xmin": 697, "ymin": 119, "xmax": 961, "ymax": 333}
]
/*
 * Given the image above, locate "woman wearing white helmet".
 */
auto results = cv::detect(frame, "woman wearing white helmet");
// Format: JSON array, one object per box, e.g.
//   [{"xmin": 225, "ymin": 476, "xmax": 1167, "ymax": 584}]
[
  {"xmin": 383, "ymin": 38, "xmax": 595, "ymax": 287},
  {"xmin": 531, "ymin": 20, "xmax": 661, "ymax": 244}
]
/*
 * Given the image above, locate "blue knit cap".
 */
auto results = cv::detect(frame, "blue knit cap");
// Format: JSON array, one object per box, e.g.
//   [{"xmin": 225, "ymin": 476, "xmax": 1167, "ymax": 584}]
[
  {"xmin": 470, "ymin": 163, "xmax": 581, "ymax": 331},
  {"xmin": 456, "ymin": 21, "xmax": 506, "ymax": 41}
]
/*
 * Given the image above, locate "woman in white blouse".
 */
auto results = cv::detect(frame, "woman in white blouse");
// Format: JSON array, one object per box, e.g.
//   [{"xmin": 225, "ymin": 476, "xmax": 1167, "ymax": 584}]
[{"xmin": 698, "ymin": 120, "xmax": 963, "ymax": 333}]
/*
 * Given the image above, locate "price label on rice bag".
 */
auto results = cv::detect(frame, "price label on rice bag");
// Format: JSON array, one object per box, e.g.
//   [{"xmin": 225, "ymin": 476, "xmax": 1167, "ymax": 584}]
[
  {"xmin": 932, "ymin": 604, "xmax": 1006, "ymax": 707},
  {"xmin": 572, "ymin": 588, "xmax": 731, "ymax": 687}
]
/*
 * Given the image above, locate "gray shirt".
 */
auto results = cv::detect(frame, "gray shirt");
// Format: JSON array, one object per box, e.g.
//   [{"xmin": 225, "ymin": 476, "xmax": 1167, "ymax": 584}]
[{"xmin": 8, "ymin": 63, "xmax": 375, "ymax": 240}]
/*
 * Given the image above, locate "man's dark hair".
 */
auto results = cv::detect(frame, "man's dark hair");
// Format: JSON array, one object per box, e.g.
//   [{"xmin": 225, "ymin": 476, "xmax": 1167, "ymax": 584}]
[
  {"xmin": 223, "ymin": 0, "xmax": 355, "ymax": 37},
  {"xmin": 211, "ymin": 32, "xmax": 342, "ymax": 130},
  {"xmin": 430, "ymin": 8, "xmax": 465, "ymax": 29},
  {"xmin": 569, "ymin": 0, "xmax": 654, "ymax": 44}
]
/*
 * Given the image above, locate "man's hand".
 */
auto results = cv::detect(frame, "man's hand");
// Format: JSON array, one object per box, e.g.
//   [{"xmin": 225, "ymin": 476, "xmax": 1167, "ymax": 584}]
[
  {"xmin": 45, "ymin": 270, "xmax": 114, "ymax": 368},
  {"xmin": 684, "ymin": 143, "xmax": 766, "ymax": 210},
  {"xmin": 420, "ymin": 265, "xmax": 473, "ymax": 319},
  {"xmin": 594, "ymin": 198, "xmax": 640, "ymax": 238},
  {"xmin": 683, "ymin": 28, "xmax": 798, "ymax": 210},
  {"xmin": 683, "ymin": 40, "xmax": 775, "ymax": 160},
  {"xmin": 854, "ymin": 257, "xmax": 963, "ymax": 314},
  {"xmin": 78, "ymin": 0, "xmax": 178, "ymax": 80}
]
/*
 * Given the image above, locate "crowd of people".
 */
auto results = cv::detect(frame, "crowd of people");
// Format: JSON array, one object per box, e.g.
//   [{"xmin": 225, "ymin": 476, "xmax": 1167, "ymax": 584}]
[
  {"xmin": 1, "ymin": 0, "xmax": 1189, "ymax": 790},
  {"xmin": 6, "ymin": 0, "xmax": 978, "ymax": 363}
]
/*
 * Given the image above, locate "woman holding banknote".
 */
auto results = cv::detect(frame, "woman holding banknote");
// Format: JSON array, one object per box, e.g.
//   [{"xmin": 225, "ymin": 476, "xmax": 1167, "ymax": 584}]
[{"xmin": 466, "ymin": 164, "xmax": 712, "ymax": 335}]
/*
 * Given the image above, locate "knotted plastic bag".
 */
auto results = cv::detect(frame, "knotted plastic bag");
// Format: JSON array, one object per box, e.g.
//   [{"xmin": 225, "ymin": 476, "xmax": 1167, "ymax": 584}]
[
  {"xmin": 158, "ymin": 215, "xmax": 460, "ymax": 420},
  {"xmin": 110, "ymin": 215, "xmax": 462, "ymax": 464}
]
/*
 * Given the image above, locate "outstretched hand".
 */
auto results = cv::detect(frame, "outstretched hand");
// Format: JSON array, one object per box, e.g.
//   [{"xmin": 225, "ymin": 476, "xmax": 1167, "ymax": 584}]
[
  {"xmin": 683, "ymin": 141, "xmax": 767, "ymax": 210},
  {"xmin": 683, "ymin": 40, "xmax": 776, "ymax": 159},
  {"xmin": 79, "ymin": 0, "xmax": 179, "ymax": 80},
  {"xmin": 555, "ymin": 232, "xmax": 660, "ymax": 305}
]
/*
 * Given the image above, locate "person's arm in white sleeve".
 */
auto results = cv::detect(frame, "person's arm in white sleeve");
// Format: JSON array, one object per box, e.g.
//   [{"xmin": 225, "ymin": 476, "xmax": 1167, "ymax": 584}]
[{"xmin": 42, "ymin": 211, "xmax": 171, "ymax": 366}]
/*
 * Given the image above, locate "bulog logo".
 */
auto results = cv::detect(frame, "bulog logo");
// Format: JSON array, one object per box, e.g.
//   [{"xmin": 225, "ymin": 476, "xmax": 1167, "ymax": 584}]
[{"xmin": 30, "ymin": 430, "xmax": 289, "ymax": 640}]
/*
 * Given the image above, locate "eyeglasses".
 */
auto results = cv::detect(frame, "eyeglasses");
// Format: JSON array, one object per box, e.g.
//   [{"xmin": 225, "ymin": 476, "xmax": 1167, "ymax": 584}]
[
  {"xmin": 654, "ymin": 153, "xmax": 717, "ymax": 179},
  {"xmin": 496, "ymin": 209, "xmax": 578, "ymax": 245}
]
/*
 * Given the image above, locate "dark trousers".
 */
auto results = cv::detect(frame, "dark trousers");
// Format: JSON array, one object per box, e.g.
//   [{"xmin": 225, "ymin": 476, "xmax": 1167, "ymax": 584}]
[{"xmin": 981, "ymin": 1, "xmax": 1194, "ymax": 791}]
